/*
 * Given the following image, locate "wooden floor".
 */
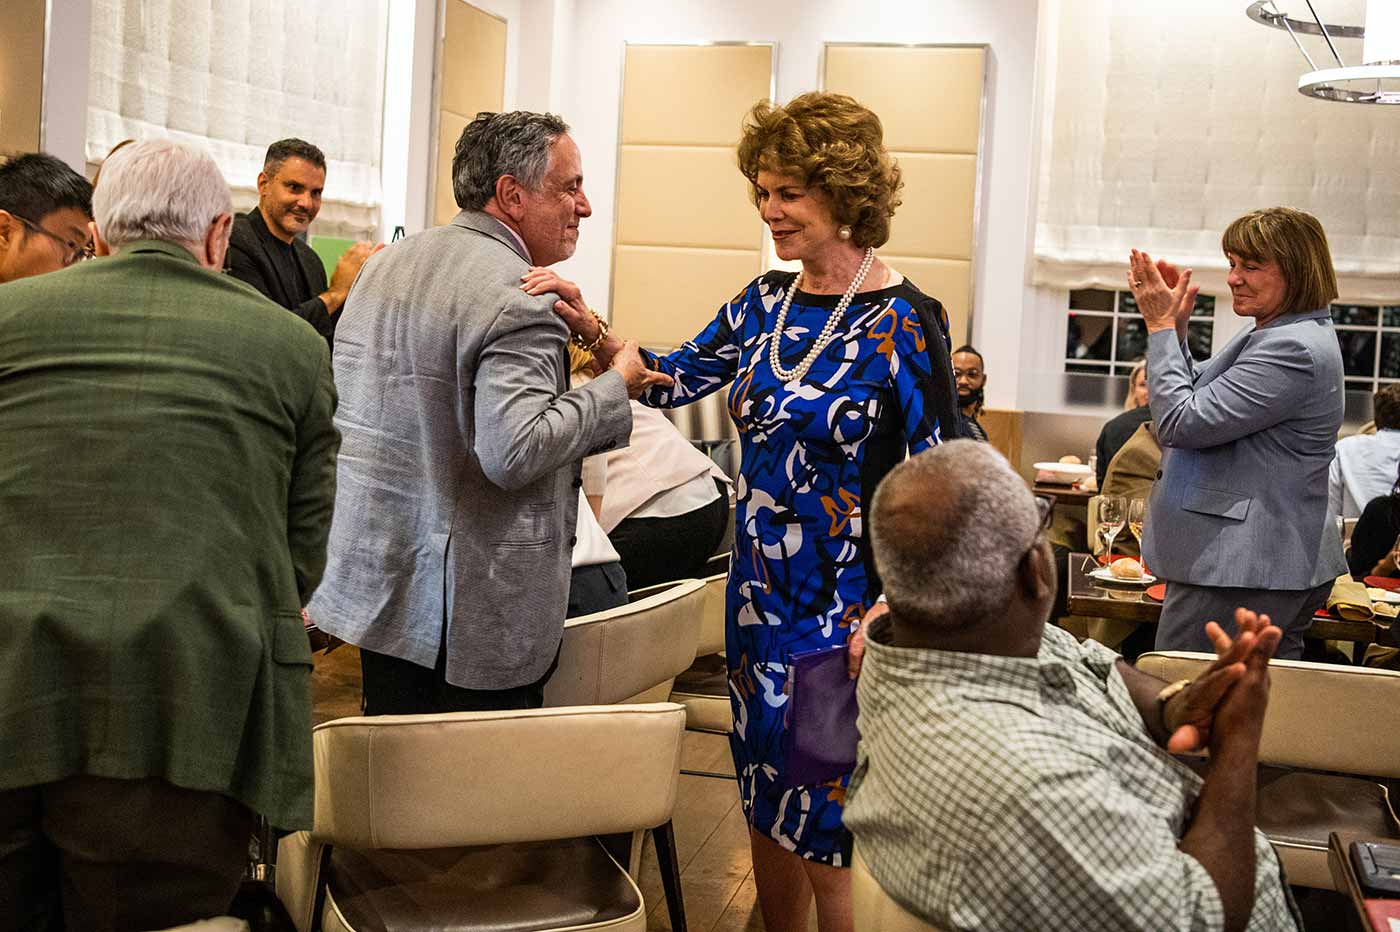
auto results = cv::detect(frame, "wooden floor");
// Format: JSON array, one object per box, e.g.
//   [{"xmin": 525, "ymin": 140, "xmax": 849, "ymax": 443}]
[
  {"xmin": 311, "ymin": 644, "xmax": 1350, "ymax": 932},
  {"xmin": 311, "ymin": 644, "xmax": 790, "ymax": 932}
]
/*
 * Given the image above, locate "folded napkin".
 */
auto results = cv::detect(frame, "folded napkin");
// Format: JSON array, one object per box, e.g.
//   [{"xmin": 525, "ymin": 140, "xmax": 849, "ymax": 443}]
[{"xmin": 1327, "ymin": 574, "xmax": 1374, "ymax": 621}]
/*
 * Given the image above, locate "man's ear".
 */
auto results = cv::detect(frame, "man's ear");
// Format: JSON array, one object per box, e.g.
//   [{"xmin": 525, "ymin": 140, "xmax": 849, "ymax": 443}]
[
  {"xmin": 1020, "ymin": 538, "xmax": 1056, "ymax": 602},
  {"xmin": 494, "ymin": 175, "xmax": 525, "ymax": 222},
  {"xmin": 203, "ymin": 213, "xmax": 234, "ymax": 271},
  {"xmin": 90, "ymin": 221, "xmax": 112, "ymax": 258},
  {"xmin": 256, "ymin": 170, "xmax": 270, "ymax": 198},
  {"xmin": 0, "ymin": 210, "xmax": 16, "ymax": 249}
]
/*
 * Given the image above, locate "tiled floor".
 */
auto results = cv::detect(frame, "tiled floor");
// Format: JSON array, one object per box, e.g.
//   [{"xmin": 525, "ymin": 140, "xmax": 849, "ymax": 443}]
[{"xmin": 310, "ymin": 645, "xmax": 1351, "ymax": 932}]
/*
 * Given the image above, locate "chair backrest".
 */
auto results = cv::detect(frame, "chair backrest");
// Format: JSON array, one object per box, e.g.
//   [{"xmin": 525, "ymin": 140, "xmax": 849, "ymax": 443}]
[
  {"xmin": 851, "ymin": 847, "xmax": 946, "ymax": 932},
  {"xmin": 309, "ymin": 703, "xmax": 686, "ymax": 850},
  {"xmin": 695, "ymin": 570, "xmax": 728, "ymax": 656},
  {"xmin": 1136, "ymin": 651, "xmax": 1400, "ymax": 777},
  {"xmin": 544, "ymin": 578, "xmax": 706, "ymax": 705}
]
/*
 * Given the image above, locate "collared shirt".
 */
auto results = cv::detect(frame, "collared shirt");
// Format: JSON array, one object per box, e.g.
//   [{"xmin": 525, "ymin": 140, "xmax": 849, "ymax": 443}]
[
  {"xmin": 844, "ymin": 618, "xmax": 1300, "ymax": 932},
  {"xmin": 1329, "ymin": 429, "xmax": 1400, "ymax": 520}
]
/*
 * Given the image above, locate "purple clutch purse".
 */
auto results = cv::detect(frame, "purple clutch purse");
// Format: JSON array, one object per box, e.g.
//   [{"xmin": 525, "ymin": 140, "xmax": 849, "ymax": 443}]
[{"xmin": 781, "ymin": 644, "xmax": 859, "ymax": 788}]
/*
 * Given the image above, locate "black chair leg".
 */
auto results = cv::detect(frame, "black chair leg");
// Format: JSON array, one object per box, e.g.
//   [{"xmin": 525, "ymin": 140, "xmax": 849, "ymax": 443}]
[{"xmin": 653, "ymin": 820, "xmax": 687, "ymax": 932}]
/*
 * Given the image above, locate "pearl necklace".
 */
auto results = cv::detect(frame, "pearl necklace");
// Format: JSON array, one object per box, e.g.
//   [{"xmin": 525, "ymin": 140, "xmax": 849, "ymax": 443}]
[{"xmin": 767, "ymin": 247, "xmax": 876, "ymax": 383}]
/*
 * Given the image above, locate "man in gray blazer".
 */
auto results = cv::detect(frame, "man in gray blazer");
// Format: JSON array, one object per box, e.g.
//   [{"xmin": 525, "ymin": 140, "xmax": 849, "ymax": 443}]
[
  {"xmin": 309, "ymin": 111, "xmax": 668, "ymax": 713},
  {"xmin": 1129, "ymin": 209, "xmax": 1347, "ymax": 660}
]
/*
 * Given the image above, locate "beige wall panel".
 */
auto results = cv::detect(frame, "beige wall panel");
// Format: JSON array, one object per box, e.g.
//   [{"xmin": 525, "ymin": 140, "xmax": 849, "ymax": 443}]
[
  {"xmin": 884, "ymin": 152, "xmax": 977, "ymax": 260},
  {"xmin": 616, "ymin": 146, "xmax": 758, "ymax": 250},
  {"xmin": 612, "ymin": 245, "xmax": 760, "ymax": 349},
  {"xmin": 434, "ymin": 110, "xmax": 469, "ymax": 226},
  {"xmin": 884, "ymin": 255, "xmax": 971, "ymax": 345},
  {"xmin": 620, "ymin": 45, "xmax": 772, "ymax": 147},
  {"xmin": 440, "ymin": 1, "xmax": 507, "ymax": 120},
  {"xmin": 824, "ymin": 46, "xmax": 984, "ymax": 154},
  {"xmin": 0, "ymin": 0, "xmax": 45, "ymax": 154}
]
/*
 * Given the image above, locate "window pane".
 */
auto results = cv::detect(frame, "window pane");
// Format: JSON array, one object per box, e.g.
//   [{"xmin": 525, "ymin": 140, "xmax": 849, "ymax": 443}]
[
  {"xmin": 1336, "ymin": 330, "xmax": 1377, "ymax": 378},
  {"xmin": 1069, "ymin": 289, "xmax": 1115, "ymax": 312},
  {"xmin": 1381, "ymin": 333, "xmax": 1400, "ymax": 379},
  {"xmin": 1332, "ymin": 304, "xmax": 1379, "ymax": 326},
  {"xmin": 1383, "ymin": 307, "xmax": 1400, "ymax": 328},
  {"xmin": 1117, "ymin": 291, "xmax": 1138, "ymax": 315},
  {"xmin": 1186, "ymin": 321, "xmax": 1213, "ymax": 361},
  {"xmin": 1115, "ymin": 318, "xmax": 1148, "ymax": 363},
  {"xmin": 1191, "ymin": 294, "xmax": 1215, "ymax": 317},
  {"xmin": 1067, "ymin": 313, "xmax": 1113, "ymax": 361}
]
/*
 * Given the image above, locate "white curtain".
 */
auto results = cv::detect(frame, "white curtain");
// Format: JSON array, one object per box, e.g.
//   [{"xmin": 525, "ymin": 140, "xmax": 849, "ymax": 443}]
[
  {"xmin": 87, "ymin": 0, "xmax": 389, "ymax": 238},
  {"xmin": 1035, "ymin": 0, "xmax": 1400, "ymax": 302}
]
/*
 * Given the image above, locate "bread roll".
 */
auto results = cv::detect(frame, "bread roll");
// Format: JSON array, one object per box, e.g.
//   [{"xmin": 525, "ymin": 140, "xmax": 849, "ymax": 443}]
[
  {"xmin": 1058, "ymin": 455, "xmax": 1082, "ymax": 465},
  {"xmin": 1110, "ymin": 558, "xmax": 1143, "ymax": 580}
]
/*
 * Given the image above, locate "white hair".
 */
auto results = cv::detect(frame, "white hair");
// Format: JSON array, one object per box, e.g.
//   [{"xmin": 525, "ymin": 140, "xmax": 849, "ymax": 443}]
[
  {"xmin": 93, "ymin": 139, "xmax": 233, "ymax": 250},
  {"xmin": 870, "ymin": 441, "xmax": 1040, "ymax": 629}
]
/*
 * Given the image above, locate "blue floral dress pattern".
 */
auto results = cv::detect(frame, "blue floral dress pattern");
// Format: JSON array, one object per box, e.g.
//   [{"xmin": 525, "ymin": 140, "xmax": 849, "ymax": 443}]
[{"xmin": 642, "ymin": 271, "xmax": 959, "ymax": 864}]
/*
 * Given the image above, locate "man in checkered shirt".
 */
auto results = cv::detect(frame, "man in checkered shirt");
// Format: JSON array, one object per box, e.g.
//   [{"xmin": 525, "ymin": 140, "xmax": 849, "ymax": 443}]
[{"xmin": 844, "ymin": 441, "xmax": 1301, "ymax": 932}]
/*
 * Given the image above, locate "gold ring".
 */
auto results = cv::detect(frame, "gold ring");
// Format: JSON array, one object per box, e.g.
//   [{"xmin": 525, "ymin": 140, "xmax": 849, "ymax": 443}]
[{"xmin": 1131, "ymin": 279, "xmax": 1143, "ymax": 287}]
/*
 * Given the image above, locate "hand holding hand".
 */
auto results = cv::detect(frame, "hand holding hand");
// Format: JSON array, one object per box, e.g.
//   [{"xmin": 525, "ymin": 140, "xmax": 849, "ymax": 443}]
[
  {"xmin": 609, "ymin": 340, "xmax": 673, "ymax": 399},
  {"xmin": 1128, "ymin": 248, "xmax": 1198, "ymax": 337},
  {"xmin": 1164, "ymin": 608, "xmax": 1281, "ymax": 753}
]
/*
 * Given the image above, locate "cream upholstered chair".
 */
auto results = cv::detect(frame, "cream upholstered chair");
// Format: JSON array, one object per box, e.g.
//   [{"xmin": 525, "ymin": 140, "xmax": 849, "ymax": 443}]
[
  {"xmin": 666, "ymin": 570, "xmax": 732, "ymax": 736},
  {"xmin": 543, "ymin": 578, "xmax": 706, "ymax": 706},
  {"xmin": 1136, "ymin": 651, "xmax": 1400, "ymax": 889},
  {"xmin": 275, "ymin": 704, "xmax": 686, "ymax": 932},
  {"xmin": 852, "ymin": 846, "xmax": 946, "ymax": 932}
]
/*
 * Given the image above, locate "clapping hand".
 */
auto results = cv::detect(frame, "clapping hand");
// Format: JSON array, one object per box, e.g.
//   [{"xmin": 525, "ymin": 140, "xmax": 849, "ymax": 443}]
[
  {"xmin": 1163, "ymin": 608, "xmax": 1281, "ymax": 754},
  {"xmin": 1128, "ymin": 249, "xmax": 1199, "ymax": 339}
]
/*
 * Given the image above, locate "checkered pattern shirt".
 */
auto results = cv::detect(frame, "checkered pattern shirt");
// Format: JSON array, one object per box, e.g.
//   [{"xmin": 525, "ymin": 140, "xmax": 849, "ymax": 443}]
[{"xmin": 844, "ymin": 619, "xmax": 1301, "ymax": 932}]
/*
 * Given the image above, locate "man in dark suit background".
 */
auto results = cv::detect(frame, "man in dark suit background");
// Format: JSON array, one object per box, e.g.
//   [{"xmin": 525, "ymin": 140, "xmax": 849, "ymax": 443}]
[
  {"xmin": 225, "ymin": 137, "xmax": 380, "ymax": 344},
  {"xmin": 0, "ymin": 138, "xmax": 338, "ymax": 928}
]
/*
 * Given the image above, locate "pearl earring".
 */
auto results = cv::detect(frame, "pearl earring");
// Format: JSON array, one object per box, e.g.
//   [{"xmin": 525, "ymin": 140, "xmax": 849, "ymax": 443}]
[{"xmin": 838, "ymin": 226, "xmax": 852, "ymax": 241}]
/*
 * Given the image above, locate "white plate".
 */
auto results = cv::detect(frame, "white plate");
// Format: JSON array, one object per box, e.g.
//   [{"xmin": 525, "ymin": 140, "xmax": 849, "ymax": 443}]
[
  {"xmin": 1089, "ymin": 566, "xmax": 1157, "ymax": 586},
  {"xmin": 1365, "ymin": 587, "xmax": 1400, "ymax": 605},
  {"xmin": 1034, "ymin": 461, "xmax": 1092, "ymax": 480}
]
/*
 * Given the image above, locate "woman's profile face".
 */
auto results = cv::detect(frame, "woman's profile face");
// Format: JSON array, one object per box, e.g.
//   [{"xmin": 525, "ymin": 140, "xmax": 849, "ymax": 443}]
[
  {"xmin": 754, "ymin": 169, "xmax": 841, "ymax": 264},
  {"xmin": 1131, "ymin": 369, "xmax": 1149, "ymax": 408},
  {"xmin": 1226, "ymin": 252, "xmax": 1288, "ymax": 322}
]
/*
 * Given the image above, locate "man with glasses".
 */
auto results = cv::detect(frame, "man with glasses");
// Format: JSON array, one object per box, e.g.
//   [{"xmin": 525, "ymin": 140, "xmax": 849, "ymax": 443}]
[
  {"xmin": 845, "ymin": 440, "xmax": 1300, "ymax": 932},
  {"xmin": 0, "ymin": 153, "xmax": 93, "ymax": 283}
]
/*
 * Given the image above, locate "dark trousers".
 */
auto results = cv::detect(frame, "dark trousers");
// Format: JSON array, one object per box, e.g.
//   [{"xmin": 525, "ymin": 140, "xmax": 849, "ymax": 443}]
[
  {"xmin": 360, "ymin": 633, "xmax": 562, "ymax": 716},
  {"xmin": 0, "ymin": 775, "xmax": 253, "ymax": 932},
  {"xmin": 609, "ymin": 480, "xmax": 729, "ymax": 590},
  {"xmin": 1155, "ymin": 579, "xmax": 1333, "ymax": 660},
  {"xmin": 567, "ymin": 561, "xmax": 629, "ymax": 618}
]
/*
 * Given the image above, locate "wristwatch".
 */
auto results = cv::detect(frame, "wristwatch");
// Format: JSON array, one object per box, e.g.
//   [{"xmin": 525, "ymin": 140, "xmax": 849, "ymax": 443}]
[{"xmin": 1156, "ymin": 678, "xmax": 1192, "ymax": 733}]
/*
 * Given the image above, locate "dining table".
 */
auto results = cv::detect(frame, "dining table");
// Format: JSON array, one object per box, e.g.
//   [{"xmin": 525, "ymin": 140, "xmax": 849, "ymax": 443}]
[
  {"xmin": 1032, "ymin": 482, "xmax": 1096, "ymax": 508},
  {"xmin": 1064, "ymin": 552, "xmax": 1385, "ymax": 646}
]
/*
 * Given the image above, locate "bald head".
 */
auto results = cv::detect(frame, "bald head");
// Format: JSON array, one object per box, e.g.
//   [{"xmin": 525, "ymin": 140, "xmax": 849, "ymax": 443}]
[{"xmin": 870, "ymin": 441, "xmax": 1040, "ymax": 632}]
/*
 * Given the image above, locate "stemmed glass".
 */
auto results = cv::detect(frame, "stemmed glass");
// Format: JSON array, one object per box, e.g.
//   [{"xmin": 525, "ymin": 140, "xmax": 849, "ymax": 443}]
[
  {"xmin": 1096, "ymin": 496, "xmax": 1126, "ymax": 563},
  {"xmin": 1128, "ymin": 498, "xmax": 1147, "ymax": 553}
]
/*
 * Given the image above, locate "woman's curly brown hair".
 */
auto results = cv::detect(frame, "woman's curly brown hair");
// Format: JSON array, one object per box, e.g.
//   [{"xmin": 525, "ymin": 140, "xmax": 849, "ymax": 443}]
[{"xmin": 736, "ymin": 92, "xmax": 902, "ymax": 249}]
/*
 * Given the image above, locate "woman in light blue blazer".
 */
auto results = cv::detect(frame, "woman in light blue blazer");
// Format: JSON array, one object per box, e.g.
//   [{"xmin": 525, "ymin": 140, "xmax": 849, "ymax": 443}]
[{"xmin": 1128, "ymin": 207, "xmax": 1346, "ymax": 659}]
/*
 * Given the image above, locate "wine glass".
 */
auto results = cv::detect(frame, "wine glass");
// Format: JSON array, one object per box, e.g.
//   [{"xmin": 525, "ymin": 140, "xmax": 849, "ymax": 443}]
[
  {"xmin": 1096, "ymin": 496, "xmax": 1126, "ymax": 563},
  {"xmin": 1128, "ymin": 498, "xmax": 1147, "ymax": 550}
]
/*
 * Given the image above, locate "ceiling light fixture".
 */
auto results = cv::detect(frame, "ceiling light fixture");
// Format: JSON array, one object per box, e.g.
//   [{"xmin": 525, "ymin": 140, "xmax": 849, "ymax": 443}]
[{"xmin": 1247, "ymin": 1, "xmax": 1400, "ymax": 104}]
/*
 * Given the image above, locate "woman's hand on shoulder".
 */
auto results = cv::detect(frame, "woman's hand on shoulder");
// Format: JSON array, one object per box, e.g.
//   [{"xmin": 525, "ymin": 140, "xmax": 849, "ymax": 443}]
[{"xmin": 521, "ymin": 267, "xmax": 591, "ymax": 326}]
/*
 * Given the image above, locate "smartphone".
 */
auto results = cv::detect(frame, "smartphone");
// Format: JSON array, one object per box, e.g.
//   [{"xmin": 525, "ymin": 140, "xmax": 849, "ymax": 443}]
[{"xmin": 1351, "ymin": 841, "xmax": 1400, "ymax": 897}]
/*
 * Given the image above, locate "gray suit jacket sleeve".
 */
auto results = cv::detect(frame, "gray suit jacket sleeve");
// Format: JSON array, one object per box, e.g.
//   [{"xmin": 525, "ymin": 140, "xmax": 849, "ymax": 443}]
[
  {"xmin": 473, "ymin": 294, "xmax": 631, "ymax": 491},
  {"xmin": 1148, "ymin": 327, "xmax": 1314, "ymax": 450},
  {"xmin": 288, "ymin": 341, "xmax": 341, "ymax": 603}
]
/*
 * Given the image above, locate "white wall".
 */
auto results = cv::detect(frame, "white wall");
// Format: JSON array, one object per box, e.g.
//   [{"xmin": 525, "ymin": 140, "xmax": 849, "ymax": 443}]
[{"xmin": 544, "ymin": 0, "xmax": 1042, "ymax": 411}]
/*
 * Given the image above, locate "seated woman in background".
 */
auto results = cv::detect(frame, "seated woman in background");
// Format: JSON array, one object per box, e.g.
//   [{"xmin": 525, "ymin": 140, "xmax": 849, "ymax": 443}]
[
  {"xmin": 568, "ymin": 347, "xmax": 630, "ymax": 617},
  {"xmin": 1348, "ymin": 460, "xmax": 1400, "ymax": 580},
  {"xmin": 1093, "ymin": 359, "xmax": 1151, "ymax": 489},
  {"xmin": 599, "ymin": 401, "xmax": 732, "ymax": 590}
]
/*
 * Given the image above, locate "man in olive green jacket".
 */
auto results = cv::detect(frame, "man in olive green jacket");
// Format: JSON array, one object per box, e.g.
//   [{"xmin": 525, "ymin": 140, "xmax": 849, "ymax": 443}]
[{"xmin": 0, "ymin": 140, "xmax": 338, "ymax": 928}]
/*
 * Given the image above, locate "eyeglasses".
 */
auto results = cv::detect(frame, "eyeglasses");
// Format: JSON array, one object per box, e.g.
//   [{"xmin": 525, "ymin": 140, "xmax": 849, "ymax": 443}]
[
  {"xmin": 1033, "ymin": 493, "xmax": 1056, "ymax": 530},
  {"xmin": 14, "ymin": 214, "xmax": 92, "ymax": 267}
]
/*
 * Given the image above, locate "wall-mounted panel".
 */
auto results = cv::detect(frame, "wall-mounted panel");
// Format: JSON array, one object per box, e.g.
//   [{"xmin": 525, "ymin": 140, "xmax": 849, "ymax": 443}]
[
  {"xmin": 613, "ymin": 245, "xmax": 760, "ymax": 349},
  {"xmin": 824, "ymin": 44, "xmax": 986, "ymax": 345},
  {"xmin": 615, "ymin": 146, "xmax": 756, "ymax": 250},
  {"xmin": 611, "ymin": 43, "xmax": 773, "ymax": 349},
  {"xmin": 0, "ymin": 0, "xmax": 45, "ymax": 155},
  {"xmin": 433, "ymin": 1, "xmax": 507, "ymax": 227}
]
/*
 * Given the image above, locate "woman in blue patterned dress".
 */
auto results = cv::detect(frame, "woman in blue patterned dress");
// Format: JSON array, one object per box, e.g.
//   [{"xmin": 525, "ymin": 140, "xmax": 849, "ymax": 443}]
[{"xmin": 528, "ymin": 92, "xmax": 960, "ymax": 932}]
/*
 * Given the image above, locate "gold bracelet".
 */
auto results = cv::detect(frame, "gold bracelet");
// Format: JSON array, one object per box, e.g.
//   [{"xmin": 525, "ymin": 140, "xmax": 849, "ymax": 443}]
[{"xmin": 570, "ymin": 309, "xmax": 609, "ymax": 352}]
